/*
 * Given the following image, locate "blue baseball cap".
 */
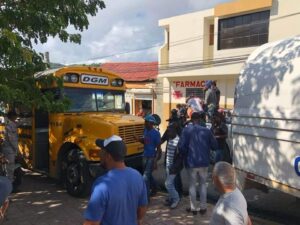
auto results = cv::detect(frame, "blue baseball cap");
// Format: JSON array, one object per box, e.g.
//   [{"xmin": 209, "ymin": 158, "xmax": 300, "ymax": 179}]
[
  {"xmin": 205, "ymin": 80, "xmax": 212, "ymax": 88},
  {"xmin": 144, "ymin": 115, "xmax": 156, "ymax": 124}
]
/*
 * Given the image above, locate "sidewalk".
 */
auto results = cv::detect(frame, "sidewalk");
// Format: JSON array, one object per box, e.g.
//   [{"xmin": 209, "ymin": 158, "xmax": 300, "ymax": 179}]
[{"xmin": 2, "ymin": 172, "xmax": 282, "ymax": 225}]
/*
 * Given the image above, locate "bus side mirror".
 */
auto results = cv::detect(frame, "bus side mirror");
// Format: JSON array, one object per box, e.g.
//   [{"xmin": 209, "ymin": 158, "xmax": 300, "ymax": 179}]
[{"xmin": 125, "ymin": 102, "xmax": 130, "ymax": 114}]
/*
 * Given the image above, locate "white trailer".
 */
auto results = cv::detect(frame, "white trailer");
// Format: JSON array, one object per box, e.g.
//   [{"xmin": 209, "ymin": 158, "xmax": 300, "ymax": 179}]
[{"xmin": 232, "ymin": 35, "xmax": 300, "ymax": 198}]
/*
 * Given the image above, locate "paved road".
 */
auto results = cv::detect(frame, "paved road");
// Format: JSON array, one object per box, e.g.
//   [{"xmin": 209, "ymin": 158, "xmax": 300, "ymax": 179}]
[{"xmin": 2, "ymin": 172, "xmax": 282, "ymax": 225}]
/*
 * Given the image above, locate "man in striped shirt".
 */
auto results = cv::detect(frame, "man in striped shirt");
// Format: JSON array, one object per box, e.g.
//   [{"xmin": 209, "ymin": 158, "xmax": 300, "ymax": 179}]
[{"xmin": 164, "ymin": 125, "xmax": 180, "ymax": 209}]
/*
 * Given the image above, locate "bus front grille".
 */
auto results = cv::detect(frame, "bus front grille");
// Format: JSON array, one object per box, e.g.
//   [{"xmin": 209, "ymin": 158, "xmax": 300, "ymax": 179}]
[{"xmin": 118, "ymin": 124, "xmax": 144, "ymax": 144}]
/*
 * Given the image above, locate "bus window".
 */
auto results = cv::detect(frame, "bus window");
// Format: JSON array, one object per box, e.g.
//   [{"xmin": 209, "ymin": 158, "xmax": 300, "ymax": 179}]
[
  {"xmin": 96, "ymin": 92, "xmax": 125, "ymax": 111},
  {"xmin": 64, "ymin": 88, "xmax": 125, "ymax": 112},
  {"xmin": 64, "ymin": 88, "xmax": 96, "ymax": 112}
]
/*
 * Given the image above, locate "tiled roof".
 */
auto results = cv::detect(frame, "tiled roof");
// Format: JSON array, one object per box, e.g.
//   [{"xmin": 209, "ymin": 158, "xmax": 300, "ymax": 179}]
[{"xmin": 101, "ymin": 62, "xmax": 158, "ymax": 81}]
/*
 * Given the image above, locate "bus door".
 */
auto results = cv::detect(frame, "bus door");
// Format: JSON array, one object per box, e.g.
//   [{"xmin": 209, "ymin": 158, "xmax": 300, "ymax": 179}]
[{"xmin": 34, "ymin": 109, "xmax": 49, "ymax": 172}]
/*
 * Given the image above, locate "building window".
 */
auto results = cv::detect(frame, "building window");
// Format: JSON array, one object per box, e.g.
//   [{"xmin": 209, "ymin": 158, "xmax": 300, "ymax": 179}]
[
  {"xmin": 218, "ymin": 10, "xmax": 270, "ymax": 50},
  {"xmin": 186, "ymin": 88, "xmax": 205, "ymax": 99},
  {"xmin": 209, "ymin": 24, "xmax": 214, "ymax": 45}
]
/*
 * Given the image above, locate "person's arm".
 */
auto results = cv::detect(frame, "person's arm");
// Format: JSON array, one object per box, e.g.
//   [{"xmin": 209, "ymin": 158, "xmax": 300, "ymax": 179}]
[
  {"xmin": 137, "ymin": 206, "xmax": 147, "ymax": 225},
  {"xmin": 134, "ymin": 135, "xmax": 144, "ymax": 144},
  {"xmin": 137, "ymin": 178, "xmax": 148, "ymax": 225},
  {"xmin": 247, "ymin": 216, "xmax": 253, "ymax": 225},
  {"xmin": 210, "ymin": 131, "xmax": 218, "ymax": 151},
  {"xmin": 178, "ymin": 128, "xmax": 188, "ymax": 156},
  {"xmin": 83, "ymin": 220, "xmax": 100, "ymax": 225},
  {"xmin": 160, "ymin": 130, "xmax": 168, "ymax": 145},
  {"xmin": 214, "ymin": 134, "xmax": 227, "ymax": 139},
  {"xmin": 155, "ymin": 144, "xmax": 162, "ymax": 161},
  {"xmin": 204, "ymin": 90, "xmax": 209, "ymax": 105},
  {"xmin": 83, "ymin": 183, "xmax": 106, "ymax": 225},
  {"xmin": 154, "ymin": 131, "xmax": 162, "ymax": 161}
]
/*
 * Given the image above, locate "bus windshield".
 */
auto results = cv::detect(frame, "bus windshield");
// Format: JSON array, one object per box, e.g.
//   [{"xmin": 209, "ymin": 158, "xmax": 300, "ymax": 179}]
[{"xmin": 64, "ymin": 88, "xmax": 125, "ymax": 112}]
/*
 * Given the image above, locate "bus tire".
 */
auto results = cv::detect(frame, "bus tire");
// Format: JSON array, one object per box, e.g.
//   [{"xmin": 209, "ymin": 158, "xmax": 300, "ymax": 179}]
[{"xmin": 64, "ymin": 149, "xmax": 92, "ymax": 197}]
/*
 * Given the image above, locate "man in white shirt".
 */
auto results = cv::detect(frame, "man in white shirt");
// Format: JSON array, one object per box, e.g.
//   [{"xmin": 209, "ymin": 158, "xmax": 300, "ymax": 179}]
[{"xmin": 210, "ymin": 162, "xmax": 252, "ymax": 225}]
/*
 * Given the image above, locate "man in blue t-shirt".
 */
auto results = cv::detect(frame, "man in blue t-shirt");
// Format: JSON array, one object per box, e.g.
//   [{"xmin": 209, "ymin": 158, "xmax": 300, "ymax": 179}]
[
  {"xmin": 135, "ymin": 115, "xmax": 161, "ymax": 199},
  {"xmin": 83, "ymin": 135, "xmax": 148, "ymax": 225}
]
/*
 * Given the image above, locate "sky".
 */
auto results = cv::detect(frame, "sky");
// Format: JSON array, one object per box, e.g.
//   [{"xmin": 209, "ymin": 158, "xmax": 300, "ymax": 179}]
[{"xmin": 34, "ymin": 0, "xmax": 230, "ymax": 65}]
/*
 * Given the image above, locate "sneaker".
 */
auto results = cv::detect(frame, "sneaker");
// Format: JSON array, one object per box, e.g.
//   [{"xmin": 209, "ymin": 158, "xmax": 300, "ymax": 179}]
[
  {"xmin": 170, "ymin": 200, "xmax": 179, "ymax": 209},
  {"xmin": 199, "ymin": 209, "xmax": 207, "ymax": 215},
  {"xmin": 186, "ymin": 207, "xmax": 197, "ymax": 215}
]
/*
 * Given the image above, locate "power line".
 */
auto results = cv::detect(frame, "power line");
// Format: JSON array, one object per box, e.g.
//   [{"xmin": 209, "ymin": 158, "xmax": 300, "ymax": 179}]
[
  {"xmin": 101, "ymin": 54, "xmax": 249, "ymax": 75},
  {"xmin": 73, "ymin": 11, "xmax": 300, "ymax": 64}
]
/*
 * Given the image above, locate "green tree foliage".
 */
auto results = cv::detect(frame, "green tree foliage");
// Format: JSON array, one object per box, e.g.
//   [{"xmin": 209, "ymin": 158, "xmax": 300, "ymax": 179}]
[{"xmin": 0, "ymin": 0, "xmax": 105, "ymax": 112}]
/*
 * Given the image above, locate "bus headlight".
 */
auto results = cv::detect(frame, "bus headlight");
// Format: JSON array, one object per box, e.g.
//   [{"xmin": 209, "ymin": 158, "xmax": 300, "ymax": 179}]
[
  {"xmin": 111, "ymin": 79, "xmax": 124, "ymax": 87},
  {"xmin": 63, "ymin": 73, "xmax": 79, "ymax": 83},
  {"xmin": 117, "ymin": 79, "xmax": 123, "ymax": 86},
  {"xmin": 70, "ymin": 74, "xmax": 79, "ymax": 83}
]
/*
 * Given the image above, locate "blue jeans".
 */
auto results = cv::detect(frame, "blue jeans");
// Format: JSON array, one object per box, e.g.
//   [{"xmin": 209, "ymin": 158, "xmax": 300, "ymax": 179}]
[
  {"xmin": 143, "ymin": 157, "xmax": 157, "ymax": 198},
  {"xmin": 174, "ymin": 172, "xmax": 183, "ymax": 197},
  {"xmin": 165, "ymin": 167, "xmax": 179, "ymax": 203},
  {"xmin": 187, "ymin": 167, "xmax": 208, "ymax": 211}
]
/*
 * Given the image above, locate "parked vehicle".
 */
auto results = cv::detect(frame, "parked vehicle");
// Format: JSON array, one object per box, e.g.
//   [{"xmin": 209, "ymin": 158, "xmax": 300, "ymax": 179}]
[
  {"xmin": 232, "ymin": 36, "xmax": 300, "ymax": 198},
  {"xmin": 0, "ymin": 66, "xmax": 145, "ymax": 197}
]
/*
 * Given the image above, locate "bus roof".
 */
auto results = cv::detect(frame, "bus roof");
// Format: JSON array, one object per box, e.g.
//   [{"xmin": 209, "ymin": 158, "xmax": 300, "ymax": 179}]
[
  {"xmin": 34, "ymin": 68, "xmax": 61, "ymax": 79},
  {"xmin": 34, "ymin": 66, "xmax": 120, "ymax": 79}
]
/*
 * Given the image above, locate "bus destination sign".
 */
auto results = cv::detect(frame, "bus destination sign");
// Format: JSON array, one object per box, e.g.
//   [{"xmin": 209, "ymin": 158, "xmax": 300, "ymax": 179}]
[{"xmin": 81, "ymin": 74, "xmax": 109, "ymax": 85}]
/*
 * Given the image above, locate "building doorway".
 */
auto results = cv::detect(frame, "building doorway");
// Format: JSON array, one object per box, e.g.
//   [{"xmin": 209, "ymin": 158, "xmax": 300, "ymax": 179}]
[{"xmin": 135, "ymin": 99, "xmax": 152, "ymax": 116}]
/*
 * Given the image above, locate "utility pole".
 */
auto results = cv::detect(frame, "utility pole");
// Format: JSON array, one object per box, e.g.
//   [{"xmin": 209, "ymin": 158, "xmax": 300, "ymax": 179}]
[{"xmin": 45, "ymin": 52, "xmax": 50, "ymax": 65}]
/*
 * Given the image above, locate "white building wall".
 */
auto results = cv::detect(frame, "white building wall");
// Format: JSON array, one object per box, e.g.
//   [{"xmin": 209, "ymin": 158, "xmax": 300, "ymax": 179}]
[
  {"xmin": 269, "ymin": 0, "xmax": 300, "ymax": 42},
  {"xmin": 160, "ymin": 9, "xmax": 214, "ymax": 64},
  {"xmin": 157, "ymin": 0, "xmax": 300, "ymax": 129}
]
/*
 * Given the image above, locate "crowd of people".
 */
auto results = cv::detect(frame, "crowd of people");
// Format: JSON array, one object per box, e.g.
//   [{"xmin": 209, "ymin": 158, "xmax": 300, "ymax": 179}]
[
  {"xmin": 83, "ymin": 107, "xmax": 251, "ymax": 224},
  {"xmin": 1, "ymin": 79, "xmax": 251, "ymax": 225},
  {"xmin": 83, "ymin": 119, "xmax": 251, "ymax": 225}
]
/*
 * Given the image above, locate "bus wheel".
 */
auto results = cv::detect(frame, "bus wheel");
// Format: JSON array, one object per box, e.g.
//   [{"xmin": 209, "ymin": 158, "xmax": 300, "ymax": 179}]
[{"xmin": 65, "ymin": 150, "xmax": 92, "ymax": 197}]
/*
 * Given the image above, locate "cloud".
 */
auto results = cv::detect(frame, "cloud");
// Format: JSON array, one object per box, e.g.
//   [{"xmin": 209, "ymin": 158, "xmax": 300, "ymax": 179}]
[{"xmin": 34, "ymin": 0, "xmax": 231, "ymax": 64}]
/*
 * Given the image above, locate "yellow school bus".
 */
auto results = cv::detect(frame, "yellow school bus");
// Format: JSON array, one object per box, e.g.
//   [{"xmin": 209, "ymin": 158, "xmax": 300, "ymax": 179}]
[{"xmin": 13, "ymin": 66, "xmax": 145, "ymax": 196}]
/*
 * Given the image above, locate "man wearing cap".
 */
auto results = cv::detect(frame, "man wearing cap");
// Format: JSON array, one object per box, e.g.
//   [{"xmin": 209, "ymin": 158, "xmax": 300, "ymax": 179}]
[
  {"xmin": 83, "ymin": 135, "xmax": 148, "ymax": 225},
  {"xmin": 211, "ymin": 80, "xmax": 221, "ymax": 109},
  {"xmin": 135, "ymin": 114, "xmax": 161, "ymax": 199},
  {"xmin": 204, "ymin": 80, "xmax": 217, "ymax": 117},
  {"xmin": 179, "ymin": 112, "xmax": 218, "ymax": 215}
]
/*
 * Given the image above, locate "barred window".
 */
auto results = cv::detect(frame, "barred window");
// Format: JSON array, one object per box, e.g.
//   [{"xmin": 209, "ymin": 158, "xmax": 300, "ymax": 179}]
[
  {"xmin": 186, "ymin": 88, "xmax": 205, "ymax": 99},
  {"xmin": 218, "ymin": 10, "xmax": 270, "ymax": 50}
]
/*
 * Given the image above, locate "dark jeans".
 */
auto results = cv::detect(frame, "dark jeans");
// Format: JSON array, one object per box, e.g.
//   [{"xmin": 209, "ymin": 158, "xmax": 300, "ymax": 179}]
[
  {"xmin": 174, "ymin": 172, "xmax": 183, "ymax": 197},
  {"xmin": 143, "ymin": 157, "xmax": 157, "ymax": 198}
]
